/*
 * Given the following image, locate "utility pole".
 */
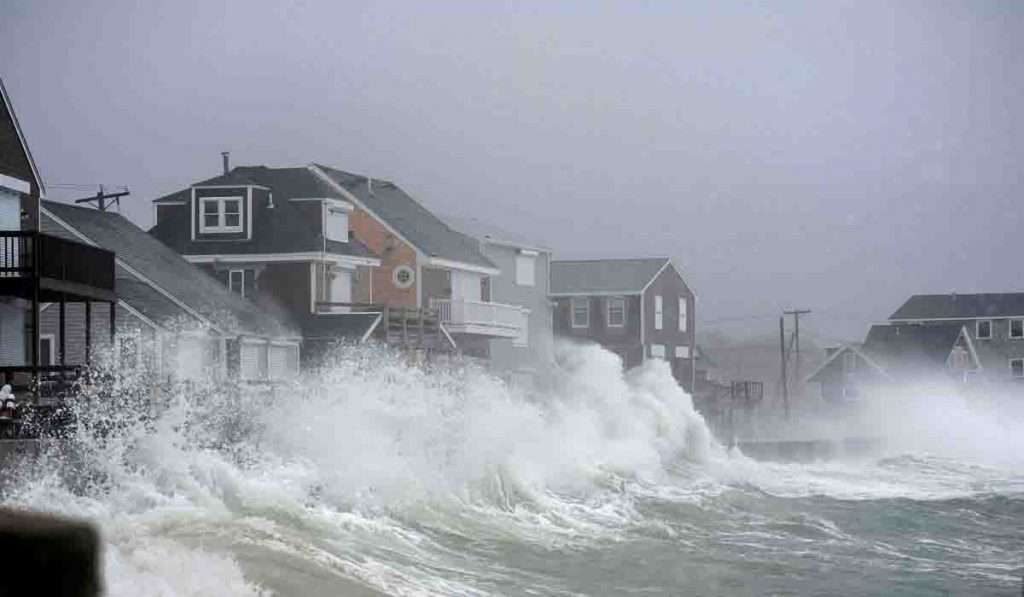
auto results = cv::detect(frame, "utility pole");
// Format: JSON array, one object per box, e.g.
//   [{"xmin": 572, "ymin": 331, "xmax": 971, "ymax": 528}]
[
  {"xmin": 784, "ymin": 309, "xmax": 811, "ymax": 403},
  {"xmin": 74, "ymin": 185, "xmax": 130, "ymax": 211},
  {"xmin": 779, "ymin": 315, "xmax": 789, "ymax": 419}
]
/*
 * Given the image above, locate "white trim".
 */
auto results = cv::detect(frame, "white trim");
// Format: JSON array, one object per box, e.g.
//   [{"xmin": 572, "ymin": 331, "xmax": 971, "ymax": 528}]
[
  {"xmin": 198, "ymin": 196, "xmax": 244, "ymax": 234},
  {"xmin": 324, "ymin": 197, "xmax": 354, "ymax": 211},
  {"xmin": 361, "ymin": 313, "xmax": 383, "ymax": 343},
  {"xmin": 0, "ymin": 173, "xmax": 30, "ymax": 194},
  {"xmin": 518, "ymin": 248, "xmax": 540, "ymax": 257},
  {"xmin": 957, "ymin": 326, "xmax": 984, "ymax": 372},
  {"xmin": 39, "ymin": 333, "xmax": 56, "ymax": 366},
  {"xmin": 288, "ymin": 197, "xmax": 334, "ymax": 203},
  {"xmin": 190, "ymin": 188, "xmax": 196, "ymax": 240},
  {"xmin": 308, "ymin": 164, "xmax": 428, "ymax": 261},
  {"xmin": 654, "ymin": 295, "xmax": 664, "ymax": 330},
  {"xmin": 480, "ymin": 236, "xmax": 552, "ymax": 254},
  {"xmin": 229, "ymin": 269, "xmax": 246, "ymax": 298},
  {"xmin": 550, "ymin": 290, "xmax": 643, "ymax": 297},
  {"xmin": 0, "ymin": 78, "xmax": 45, "ymax": 198},
  {"xmin": 117, "ymin": 299, "xmax": 161, "ymax": 332},
  {"xmin": 1009, "ymin": 318, "xmax": 1024, "ymax": 340},
  {"xmin": 570, "ymin": 297, "xmax": 590, "ymax": 328},
  {"xmin": 976, "ymin": 319, "xmax": 993, "ymax": 340},
  {"xmin": 427, "ymin": 256, "xmax": 500, "ymax": 276},
  {"xmin": 890, "ymin": 315, "xmax": 1024, "ymax": 322},
  {"xmin": 606, "ymin": 296, "xmax": 626, "ymax": 328},
  {"xmin": 246, "ymin": 187, "xmax": 253, "ymax": 241},
  {"xmin": 41, "ymin": 206, "xmax": 223, "ymax": 335},
  {"xmin": 184, "ymin": 252, "xmax": 380, "ymax": 267},
  {"xmin": 193, "ymin": 183, "xmax": 271, "ymax": 191},
  {"xmin": 803, "ymin": 343, "xmax": 892, "ymax": 384},
  {"xmin": 309, "ymin": 262, "xmax": 316, "ymax": 313},
  {"xmin": 392, "ymin": 265, "xmax": 415, "ymax": 289},
  {"xmin": 640, "ymin": 259, "xmax": 673, "ymax": 294}
]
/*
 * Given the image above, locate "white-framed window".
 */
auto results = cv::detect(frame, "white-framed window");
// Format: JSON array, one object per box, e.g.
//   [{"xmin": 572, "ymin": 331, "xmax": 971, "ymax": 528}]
[
  {"xmin": 324, "ymin": 200, "xmax": 351, "ymax": 242},
  {"xmin": 675, "ymin": 345, "xmax": 691, "ymax": 359},
  {"xmin": 240, "ymin": 340, "xmax": 265, "ymax": 381},
  {"xmin": 678, "ymin": 297, "xmax": 688, "ymax": 332},
  {"xmin": 515, "ymin": 253, "xmax": 536, "ymax": 286},
  {"xmin": 650, "ymin": 344, "xmax": 666, "ymax": 359},
  {"xmin": 228, "ymin": 269, "xmax": 246, "ymax": 297},
  {"xmin": 607, "ymin": 297, "xmax": 626, "ymax": 327},
  {"xmin": 199, "ymin": 196, "xmax": 243, "ymax": 233},
  {"xmin": 976, "ymin": 320, "xmax": 992, "ymax": 340},
  {"xmin": 1010, "ymin": 319, "xmax": 1024, "ymax": 339},
  {"xmin": 654, "ymin": 295, "xmax": 664, "ymax": 330},
  {"xmin": 1010, "ymin": 358, "xmax": 1024, "ymax": 379},
  {"xmin": 571, "ymin": 298, "xmax": 590, "ymax": 328}
]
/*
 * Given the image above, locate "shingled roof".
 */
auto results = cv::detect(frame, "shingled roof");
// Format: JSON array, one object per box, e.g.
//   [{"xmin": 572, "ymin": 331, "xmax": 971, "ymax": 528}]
[
  {"xmin": 550, "ymin": 258, "xmax": 671, "ymax": 295},
  {"xmin": 42, "ymin": 201, "xmax": 299, "ymax": 339},
  {"xmin": 889, "ymin": 293, "xmax": 1024, "ymax": 320},
  {"xmin": 861, "ymin": 323, "xmax": 965, "ymax": 376},
  {"xmin": 149, "ymin": 166, "xmax": 377, "ymax": 259},
  {"xmin": 313, "ymin": 164, "xmax": 497, "ymax": 271}
]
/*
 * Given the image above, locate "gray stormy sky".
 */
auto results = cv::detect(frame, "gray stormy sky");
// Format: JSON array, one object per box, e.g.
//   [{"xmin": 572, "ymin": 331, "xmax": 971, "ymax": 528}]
[{"xmin": 2, "ymin": 0, "xmax": 1022, "ymax": 343}]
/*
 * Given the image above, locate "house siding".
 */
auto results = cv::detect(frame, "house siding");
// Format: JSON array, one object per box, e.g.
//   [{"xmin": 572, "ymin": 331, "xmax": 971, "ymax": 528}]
[
  {"xmin": 349, "ymin": 206, "xmax": 418, "ymax": 307},
  {"xmin": 643, "ymin": 264, "xmax": 696, "ymax": 390},
  {"xmin": 0, "ymin": 87, "xmax": 39, "ymax": 230},
  {"xmin": 39, "ymin": 301, "xmax": 147, "ymax": 367},
  {"xmin": 908, "ymin": 318, "xmax": 1024, "ymax": 383},
  {"xmin": 553, "ymin": 295, "xmax": 644, "ymax": 369}
]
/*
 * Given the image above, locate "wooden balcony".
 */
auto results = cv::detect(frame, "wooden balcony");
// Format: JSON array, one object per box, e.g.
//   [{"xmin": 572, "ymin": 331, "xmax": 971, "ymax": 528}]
[
  {"xmin": 309, "ymin": 302, "xmax": 454, "ymax": 350},
  {"xmin": 0, "ymin": 231, "xmax": 116, "ymax": 302}
]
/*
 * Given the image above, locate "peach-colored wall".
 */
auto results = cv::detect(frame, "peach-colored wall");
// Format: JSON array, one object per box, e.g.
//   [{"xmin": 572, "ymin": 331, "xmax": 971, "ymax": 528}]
[{"xmin": 350, "ymin": 207, "xmax": 418, "ymax": 308}]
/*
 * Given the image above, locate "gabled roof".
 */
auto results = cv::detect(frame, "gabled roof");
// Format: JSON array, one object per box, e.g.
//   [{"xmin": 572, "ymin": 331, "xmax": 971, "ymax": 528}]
[
  {"xmin": 0, "ymin": 77, "xmax": 44, "ymax": 197},
  {"xmin": 550, "ymin": 258, "xmax": 672, "ymax": 295},
  {"xmin": 804, "ymin": 343, "xmax": 890, "ymax": 384},
  {"xmin": 149, "ymin": 166, "xmax": 376, "ymax": 259},
  {"xmin": 42, "ymin": 201, "xmax": 299, "ymax": 339},
  {"xmin": 313, "ymin": 164, "xmax": 497, "ymax": 271},
  {"xmin": 862, "ymin": 323, "xmax": 966, "ymax": 376},
  {"xmin": 889, "ymin": 293, "xmax": 1024, "ymax": 320}
]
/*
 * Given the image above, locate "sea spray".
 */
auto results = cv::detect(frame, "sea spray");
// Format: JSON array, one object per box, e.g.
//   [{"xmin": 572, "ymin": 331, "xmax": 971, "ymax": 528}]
[{"xmin": 0, "ymin": 342, "xmax": 1020, "ymax": 595}]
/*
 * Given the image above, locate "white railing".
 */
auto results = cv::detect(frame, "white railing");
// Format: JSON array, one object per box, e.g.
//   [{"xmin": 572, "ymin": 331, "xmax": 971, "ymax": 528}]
[{"xmin": 430, "ymin": 298, "xmax": 525, "ymax": 337}]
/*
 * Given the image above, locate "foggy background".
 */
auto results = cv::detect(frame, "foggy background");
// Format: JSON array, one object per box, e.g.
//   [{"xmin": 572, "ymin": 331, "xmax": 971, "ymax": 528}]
[{"xmin": 3, "ymin": 0, "xmax": 1022, "ymax": 346}]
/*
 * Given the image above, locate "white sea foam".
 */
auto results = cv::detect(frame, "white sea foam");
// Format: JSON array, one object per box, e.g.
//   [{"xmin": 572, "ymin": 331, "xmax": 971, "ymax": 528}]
[{"xmin": 1, "ymin": 342, "xmax": 1020, "ymax": 595}]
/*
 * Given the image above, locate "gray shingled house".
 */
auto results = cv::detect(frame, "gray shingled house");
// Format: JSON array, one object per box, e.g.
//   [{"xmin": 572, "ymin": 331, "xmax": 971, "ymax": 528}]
[
  {"xmin": 40, "ymin": 201, "xmax": 302, "ymax": 383},
  {"xmin": 551, "ymin": 258, "xmax": 697, "ymax": 391}
]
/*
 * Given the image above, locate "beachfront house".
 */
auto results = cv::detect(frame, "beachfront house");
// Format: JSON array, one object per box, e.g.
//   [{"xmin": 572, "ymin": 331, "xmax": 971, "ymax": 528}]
[
  {"xmin": 151, "ymin": 162, "xmax": 526, "ymax": 361},
  {"xmin": 40, "ymin": 201, "xmax": 302, "ymax": 383},
  {"xmin": 448, "ymin": 216, "xmax": 553, "ymax": 382},
  {"xmin": 550, "ymin": 258, "xmax": 696, "ymax": 391},
  {"xmin": 0, "ymin": 78, "xmax": 116, "ymax": 396}
]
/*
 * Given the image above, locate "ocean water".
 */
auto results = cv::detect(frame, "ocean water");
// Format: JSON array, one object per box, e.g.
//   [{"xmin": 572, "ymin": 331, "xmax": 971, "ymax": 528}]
[{"xmin": 1, "ymin": 344, "xmax": 1021, "ymax": 596}]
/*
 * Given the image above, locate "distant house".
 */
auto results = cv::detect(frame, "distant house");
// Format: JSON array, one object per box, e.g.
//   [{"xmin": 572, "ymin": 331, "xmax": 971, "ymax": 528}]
[
  {"xmin": 550, "ymin": 258, "xmax": 696, "ymax": 391},
  {"xmin": 888, "ymin": 293, "xmax": 1024, "ymax": 385},
  {"xmin": 0, "ymin": 78, "xmax": 116, "ymax": 394},
  {"xmin": 151, "ymin": 162, "xmax": 525, "ymax": 360},
  {"xmin": 41, "ymin": 201, "xmax": 301, "ymax": 382},
  {"xmin": 807, "ymin": 323, "xmax": 980, "ymax": 403},
  {"xmin": 448, "ymin": 215, "xmax": 554, "ymax": 380}
]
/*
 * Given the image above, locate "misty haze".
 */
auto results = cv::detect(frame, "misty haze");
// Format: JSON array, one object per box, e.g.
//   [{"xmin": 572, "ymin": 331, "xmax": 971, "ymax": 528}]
[{"xmin": 0, "ymin": 1, "xmax": 1021, "ymax": 596}]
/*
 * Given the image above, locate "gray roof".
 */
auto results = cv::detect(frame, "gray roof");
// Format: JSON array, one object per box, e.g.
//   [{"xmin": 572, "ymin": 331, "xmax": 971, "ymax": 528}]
[
  {"xmin": 150, "ymin": 166, "xmax": 376, "ymax": 259},
  {"xmin": 43, "ymin": 201, "xmax": 299, "ymax": 339},
  {"xmin": 890, "ymin": 293, "xmax": 1024, "ymax": 320},
  {"xmin": 550, "ymin": 258, "xmax": 670, "ymax": 295},
  {"xmin": 443, "ymin": 214, "xmax": 551, "ymax": 252},
  {"xmin": 862, "ymin": 323, "xmax": 964, "ymax": 375},
  {"xmin": 315, "ymin": 164, "xmax": 496, "ymax": 270}
]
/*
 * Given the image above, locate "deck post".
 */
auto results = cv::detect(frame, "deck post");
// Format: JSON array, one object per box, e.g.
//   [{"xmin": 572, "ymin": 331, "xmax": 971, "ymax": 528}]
[
  {"xmin": 31, "ymin": 233, "xmax": 40, "ymax": 400},
  {"xmin": 85, "ymin": 301, "xmax": 91, "ymax": 366},
  {"xmin": 109, "ymin": 301, "xmax": 116, "ymax": 346},
  {"xmin": 59, "ymin": 295, "xmax": 66, "ymax": 367}
]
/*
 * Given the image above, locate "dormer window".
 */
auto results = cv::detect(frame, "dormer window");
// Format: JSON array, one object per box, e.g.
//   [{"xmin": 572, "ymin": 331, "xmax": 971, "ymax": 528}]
[{"xmin": 200, "ymin": 197, "xmax": 242, "ymax": 233}]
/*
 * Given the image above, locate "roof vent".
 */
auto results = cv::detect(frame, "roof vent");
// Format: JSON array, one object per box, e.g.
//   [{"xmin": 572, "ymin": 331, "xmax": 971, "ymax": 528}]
[
  {"xmin": 221, "ymin": 151, "xmax": 230, "ymax": 175},
  {"xmin": 267, "ymin": 191, "xmax": 274, "ymax": 209}
]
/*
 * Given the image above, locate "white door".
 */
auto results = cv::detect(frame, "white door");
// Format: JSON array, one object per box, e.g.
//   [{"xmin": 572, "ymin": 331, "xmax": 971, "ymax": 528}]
[
  {"xmin": 450, "ymin": 271, "xmax": 482, "ymax": 302},
  {"xmin": 330, "ymin": 269, "xmax": 352, "ymax": 307}
]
